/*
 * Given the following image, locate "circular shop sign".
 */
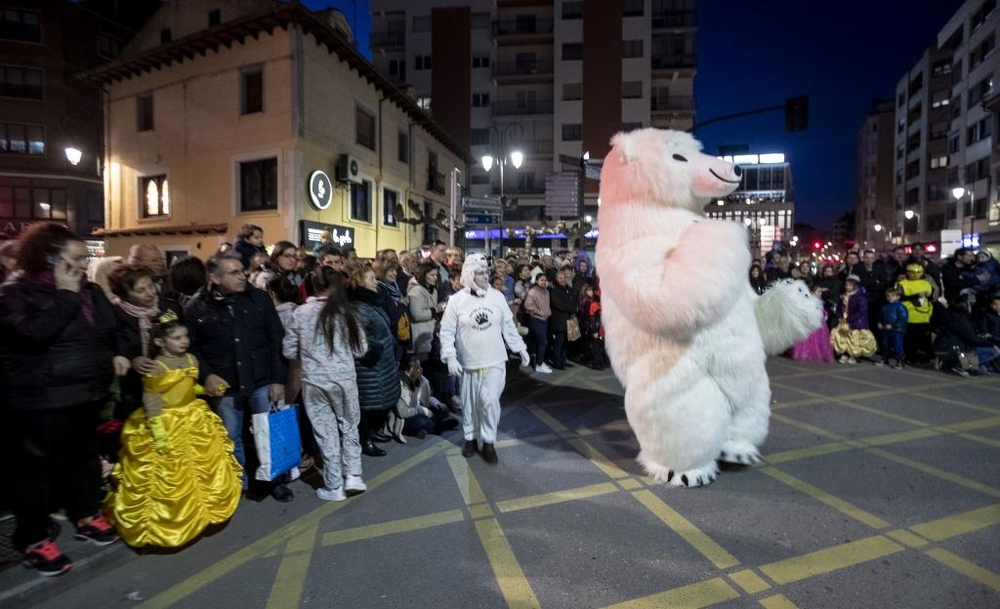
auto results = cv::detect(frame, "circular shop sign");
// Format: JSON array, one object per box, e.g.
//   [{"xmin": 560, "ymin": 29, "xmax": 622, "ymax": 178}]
[{"xmin": 308, "ymin": 170, "xmax": 333, "ymax": 210}]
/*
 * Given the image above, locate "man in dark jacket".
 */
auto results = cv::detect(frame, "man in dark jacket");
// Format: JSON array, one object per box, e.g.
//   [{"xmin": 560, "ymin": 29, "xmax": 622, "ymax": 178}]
[
  {"xmin": 548, "ymin": 267, "xmax": 578, "ymax": 370},
  {"xmin": 185, "ymin": 253, "xmax": 292, "ymax": 501},
  {"xmin": 855, "ymin": 250, "xmax": 887, "ymax": 337},
  {"xmin": 941, "ymin": 248, "xmax": 985, "ymax": 304}
]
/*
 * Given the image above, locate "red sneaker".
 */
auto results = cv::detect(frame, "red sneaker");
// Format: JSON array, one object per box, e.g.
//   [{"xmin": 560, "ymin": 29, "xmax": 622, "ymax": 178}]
[
  {"xmin": 74, "ymin": 514, "xmax": 119, "ymax": 546},
  {"xmin": 22, "ymin": 539, "xmax": 72, "ymax": 577}
]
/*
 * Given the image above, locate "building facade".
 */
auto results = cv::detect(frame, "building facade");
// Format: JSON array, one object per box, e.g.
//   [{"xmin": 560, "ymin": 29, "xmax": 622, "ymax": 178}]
[
  {"xmin": 85, "ymin": 0, "xmax": 468, "ymax": 258},
  {"xmin": 704, "ymin": 153, "xmax": 795, "ymax": 258},
  {"xmin": 854, "ymin": 99, "xmax": 896, "ymax": 249},
  {"xmin": 0, "ymin": 0, "xmax": 143, "ymax": 243},
  {"xmin": 368, "ymin": 0, "xmax": 697, "ymax": 234}
]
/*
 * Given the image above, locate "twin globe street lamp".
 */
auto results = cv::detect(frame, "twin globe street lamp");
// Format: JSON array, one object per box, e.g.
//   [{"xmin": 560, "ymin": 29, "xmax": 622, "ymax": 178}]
[
  {"xmin": 481, "ymin": 150, "xmax": 524, "ymax": 207},
  {"xmin": 952, "ymin": 186, "xmax": 979, "ymax": 248}
]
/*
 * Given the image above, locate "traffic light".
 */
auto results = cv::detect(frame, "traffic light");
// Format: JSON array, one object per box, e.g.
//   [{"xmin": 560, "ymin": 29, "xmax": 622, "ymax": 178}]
[
  {"xmin": 813, "ymin": 241, "xmax": 822, "ymax": 250},
  {"xmin": 785, "ymin": 95, "xmax": 809, "ymax": 132}
]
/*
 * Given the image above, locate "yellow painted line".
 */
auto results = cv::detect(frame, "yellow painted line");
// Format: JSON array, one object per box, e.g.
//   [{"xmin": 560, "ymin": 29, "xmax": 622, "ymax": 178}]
[
  {"xmin": 925, "ymin": 548, "xmax": 1000, "ymax": 591},
  {"xmin": 946, "ymin": 416, "xmax": 1000, "ymax": 432},
  {"xmin": 617, "ymin": 478, "xmax": 643, "ymax": 490},
  {"xmin": 764, "ymin": 442, "xmax": 852, "ymax": 464},
  {"xmin": 446, "ymin": 452, "xmax": 487, "ymax": 506},
  {"xmin": 558, "ymin": 430, "xmax": 577, "ymax": 438},
  {"xmin": 495, "ymin": 433, "xmax": 558, "ymax": 448},
  {"xmin": 759, "ymin": 594, "xmax": 800, "ymax": 609},
  {"xmin": 529, "ymin": 407, "xmax": 569, "ymax": 432},
  {"xmin": 867, "ymin": 448, "xmax": 1000, "ymax": 499},
  {"xmin": 772, "ymin": 397, "xmax": 829, "ymax": 410},
  {"xmin": 860, "ymin": 427, "xmax": 942, "ymax": 446},
  {"xmin": 474, "ymin": 518, "xmax": 541, "ymax": 609},
  {"xmin": 137, "ymin": 442, "xmax": 445, "ymax": 609},
  {"xmin": 566, "ymin": 437, "xmax": 631, "ymax": 479},
  {"xmin": 320, "ymin": 509, "xmax": 465, "ymax": 546},
  {"xmin": 759, "ymin": 535, "xmax": 903, "ymax": 584},
  {"xmin": 835, "ymin": 400, "xmax": 931, "ymax": 427},
  {"xmin": 601, "ymin": 577, "xmax": 740, "ymax": 609},
  {"xmin": 496, "ymin": 482, "xmax": 619, "ymax": 513},
  {"xmin": 469, "ymin": 503, "xmax": 494, "ymax": 520},
  {"xmin": 885, "ymin": 529, "xmax": 929, "ymax": 548},
  {"xmin": 770, "ymin": 413, "xmax": 847, "ymax": 440},
  {"xmin": 909, "ymin": 504, "xmax": 1000, "ymax": 541},
  {"xmin": 728, "ymin": 569, "xmax": 771, "ymax": 594},
  {"xmin": 265, "ymin": 523, "xmax": 318, "ymax": 609},
  {"xmin": 759, "ymin": 467, "xmax": 890, "ymax": 529},
  {"xmin": 908, "ymin": 392, "xmax": 1000, "ymax": 414},
  {"xmin": 958, "ymin": 432, "xmax": 1000, "ymax": 448},
  {"xmin": 631, "ymin": 490, "xmax": 740, "ymax": 569}
]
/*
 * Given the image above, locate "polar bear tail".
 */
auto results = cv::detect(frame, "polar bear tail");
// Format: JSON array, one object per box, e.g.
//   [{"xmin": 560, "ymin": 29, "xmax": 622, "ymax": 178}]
[{"xmin": 754, "ymin": 279, "xmax": 824, "ymax": 355}]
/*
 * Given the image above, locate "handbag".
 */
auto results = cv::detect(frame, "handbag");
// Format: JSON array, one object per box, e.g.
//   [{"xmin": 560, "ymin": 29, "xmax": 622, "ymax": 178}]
[
  {"xmin": 954, "ymin": 346, "xmax": 980, "ymax": 372},
  {"xmin": 566, "ymin": 316, "xmax": 582, "ymax": 342},
  {"xmin": 251, "ymin": 401, "xmax": 302, "ymax": 481}
]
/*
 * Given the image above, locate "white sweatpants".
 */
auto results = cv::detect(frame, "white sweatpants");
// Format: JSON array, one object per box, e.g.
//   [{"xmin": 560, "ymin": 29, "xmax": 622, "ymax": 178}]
[{"xmin": 460, "ymin": 365, "xmax": 506, "ymax": 444}]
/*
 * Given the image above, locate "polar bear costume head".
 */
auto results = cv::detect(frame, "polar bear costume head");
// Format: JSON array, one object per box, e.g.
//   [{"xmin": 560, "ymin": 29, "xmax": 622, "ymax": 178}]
[
  {"xmin": 461, "ymin": 253, "xmax": 489, "ymax": 296},
  {"xmin": 599, "ymin": 128, "xmax": 743, "ymax": 213}
]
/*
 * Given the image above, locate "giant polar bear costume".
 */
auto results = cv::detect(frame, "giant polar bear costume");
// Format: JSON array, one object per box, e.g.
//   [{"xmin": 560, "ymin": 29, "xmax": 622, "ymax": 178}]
[{"xmin": 595, "ymin": 128, "xmax": 823, "ymax": 488}]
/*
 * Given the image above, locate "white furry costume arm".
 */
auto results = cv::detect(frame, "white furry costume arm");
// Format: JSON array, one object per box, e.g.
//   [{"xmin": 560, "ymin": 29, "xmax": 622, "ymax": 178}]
[{"xmin": 600, "ymin": 220, "xmax": 750, "ymax": 338}]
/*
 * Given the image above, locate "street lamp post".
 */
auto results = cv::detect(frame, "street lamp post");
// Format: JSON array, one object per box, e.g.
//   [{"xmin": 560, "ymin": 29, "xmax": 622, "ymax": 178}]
[
  {"xmin": 903, "ymin": 209, "xmax": 919, "ymax": 246},
  {"xmin": 481, "ymin": 150, "xmax": 523, "ymax": 256},
  {"xmin": 952, "ymin": 186, "xmax": 978, "ymax": 248}
]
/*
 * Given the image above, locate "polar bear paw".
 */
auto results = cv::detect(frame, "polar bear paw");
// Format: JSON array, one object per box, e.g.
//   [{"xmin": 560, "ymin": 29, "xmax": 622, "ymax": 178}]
[
  {"xmin": 642, "ymin": 459, "xmax": 719, "ymax": 488},
  {"xmin": 718, "ymin": 441, "xmax": 763, "ymax": 466}
]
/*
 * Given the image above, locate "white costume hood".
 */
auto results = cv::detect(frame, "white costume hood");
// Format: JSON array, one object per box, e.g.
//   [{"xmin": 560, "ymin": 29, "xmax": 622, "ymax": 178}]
[{"xmin": 461, "ymin": 254, "xmax": 489, "ymax": 296}]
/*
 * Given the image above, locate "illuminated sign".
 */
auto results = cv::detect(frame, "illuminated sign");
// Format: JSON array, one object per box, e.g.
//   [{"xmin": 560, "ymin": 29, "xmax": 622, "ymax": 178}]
[{"xmin": 308, "ymin": 170, "xmax": 333, "ymax": 210}]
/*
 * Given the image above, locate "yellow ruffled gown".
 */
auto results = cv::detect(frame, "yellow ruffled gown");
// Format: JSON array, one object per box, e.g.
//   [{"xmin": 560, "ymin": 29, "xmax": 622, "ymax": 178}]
[{"xmin": 105, "ymin": 355, "xmax": 242, "ymax": 548}]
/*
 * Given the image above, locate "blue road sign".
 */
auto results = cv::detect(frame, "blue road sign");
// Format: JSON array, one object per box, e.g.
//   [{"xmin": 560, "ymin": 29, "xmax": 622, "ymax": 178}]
[{"xmin": 463, "ymin": 212, "xmax": 502, "ymax": 225}]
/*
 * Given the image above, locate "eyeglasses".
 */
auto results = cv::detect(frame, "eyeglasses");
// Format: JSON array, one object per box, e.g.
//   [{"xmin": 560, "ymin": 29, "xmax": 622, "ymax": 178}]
[
  {"xmin": 280, "ymin": 251, "xmax": 298, "ymax": 259},
  {"xmin": 222, "ymin": 269, "xmax": 246, "ymax": 277}
]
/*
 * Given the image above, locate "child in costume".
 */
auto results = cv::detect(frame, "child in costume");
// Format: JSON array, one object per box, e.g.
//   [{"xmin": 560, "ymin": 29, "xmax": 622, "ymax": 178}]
[
  {"xmin": 790, "ymin": 286, "xmax": 835, "ymax": 362},
  {"xmin": 878, "ymin": 288, "xmax": 908, "ymax": 368},
  {"xmin": 282, "ymin": 267, "xmax": 369, "ymax": 502},
  {"xmin": 106, "ymin": 312, "xmax": 242, "ymax": 548},
  {"xmin": 831, "ymin": 275, "xmax": 877, "ymax": 364}
]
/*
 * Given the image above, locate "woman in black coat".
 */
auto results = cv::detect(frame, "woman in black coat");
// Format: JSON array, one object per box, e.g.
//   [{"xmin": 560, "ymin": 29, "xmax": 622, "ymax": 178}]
[
  {"xmin": 0, "ymin": 223, "xmax": 128, "ymax": 575},
  {"xmin": 548, "ymin": 267, "xmax": 579, "ymax": 370}
]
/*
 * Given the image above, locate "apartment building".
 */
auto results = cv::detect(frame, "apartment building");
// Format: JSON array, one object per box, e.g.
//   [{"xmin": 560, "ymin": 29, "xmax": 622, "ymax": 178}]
[
  {"xmin": 368, "ymin": 0, "xmax": 696, "ymax": 241},
  {"xmin": 83, "ymin": 0, "xmax": 467, "ymax": 258},
  {"xmin": 853, "ymin": 99, "xmax": 896, "ymax": 249},
  {"xmin": 0, "ymin": 0, "xmax": 151, "ymax": 243},
  {"xmin": 705, "ymin": 153, "xmax": 794, "ymax": 258}
]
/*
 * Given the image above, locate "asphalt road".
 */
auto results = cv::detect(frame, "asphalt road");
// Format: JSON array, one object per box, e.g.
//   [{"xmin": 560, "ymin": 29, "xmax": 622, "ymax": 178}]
[{"xmin": 2, "ymin": 357, "xmax": 999, "ymax": 609}]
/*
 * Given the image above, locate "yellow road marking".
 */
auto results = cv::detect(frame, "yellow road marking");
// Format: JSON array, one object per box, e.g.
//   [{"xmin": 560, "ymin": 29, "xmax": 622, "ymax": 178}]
[
  {"xmin": 860, "ymin": 427, "xmax": 941, "ymax": 446},
  {"xmin": 566, "ymin": 437, "xmax": 632, "ymax": 479},
  {"xmin": 885, "ymin": 529, "xmax": 929, "ymax": 548},
  {"xmin": 764, "ymin": 442, "xmax": 851, "ymax": 464},
  {"xmin": 759, "ymin": 594, "xmax": 800, "ymax": 609},
  {"xmin": 320, "ymin": 509, "xmax": 465, "ymax": 546},
  {"xmin": 266, "ymin": 523, "xmax": 318, "ymax": 609},
  {"xmin": 909, "ymin": 504, "xmax": 1000, "ymax": 541},
  {"xmin": 770, "ymin": 412, "xmax": 847, "ymax": 440},
  {"xmin": 474, "ymin": 518, "xmax": 542, "ymax": 609},
  {"xmin": 495, "ymin": 433, "xmax": 558, "ymax": 448},
  {"xmin": 867, "ymin": 447, "xmax": 1000, "ymax": 499},
  {"xmin": 835, "ymin": 400, "xmax": 931, "ymax": 427},
  {"xmin": 958, "ymin": 432, "xmax": 1000, "ymax": 448},
  {"xmin": 529, "ymin": 407, "xmax": 569, "ymax": 432},
  {"xmin": 728, "ymin": 569, "xmax": 771, "ymax": 594},
  {"xmin": 759, "ymin": 536, "xmax": 903, "ymax": 584},
  {"xmin": 601, "ymin": 577, "xmax": 740, "ymax": 609},
  {"xmin": 925, "ymin": 548, "xmax": 1000, "ymax": 591},
  {"xmin": 617, "ymin": 478, "xmax": 643, "ymax": 490},
  {"xmin": 759, "ymin": 467, "xmax": 890, "ymax": 529},
  {"xmin": 908, "ymin": 392, "xmax": 1000, "ymax": 414},
  {"xmin": 496, "ymin": 482, "xmax": 619, "ymax": 513},
  {"xmin": 446, "ymin": 452, "xmax": 487, "ymax": 506},
  {"xmin": 631, "ymin": 490, "xmax": 740, "ymax": 569},
  {"xmin": 947, "ymin": 416, "xmax": 1000, "ymax": 432},
  {"xmin": 137, "ymin": 442, "xmax": 445, "ymax": 609},
  {"xmin": 469, "ymin": 503, "xmax": 494, "ymax": 520}
]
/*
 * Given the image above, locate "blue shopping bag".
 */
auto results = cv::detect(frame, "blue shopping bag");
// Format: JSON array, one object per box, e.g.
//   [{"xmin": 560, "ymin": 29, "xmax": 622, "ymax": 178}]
[{"xmin": 251, "ymin": 401, "xmax": 302, "ymax": 481}]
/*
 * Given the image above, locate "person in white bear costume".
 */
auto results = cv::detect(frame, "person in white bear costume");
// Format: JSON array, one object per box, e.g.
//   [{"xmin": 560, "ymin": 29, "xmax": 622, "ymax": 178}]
[
  {"xmin": 439, "ymin": 254, "xmax": 531, "ymax": 463},
  {"xmin": 596, "ymin": 128, "xmax": 822, "ymax": 487}
]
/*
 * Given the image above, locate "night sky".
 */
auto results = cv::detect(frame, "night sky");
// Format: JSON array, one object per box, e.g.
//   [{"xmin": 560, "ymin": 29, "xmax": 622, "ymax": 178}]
[{"xmin": 309, "ymin": 0, "xmax": 968, "ymax": 230}]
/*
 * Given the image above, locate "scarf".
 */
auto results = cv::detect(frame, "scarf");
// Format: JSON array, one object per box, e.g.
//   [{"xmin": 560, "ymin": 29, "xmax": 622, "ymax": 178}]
[
  {"xmin": 377, "ymin": 278, "xmax": 402, "ymax": 303},
  {"xmin": 115, "ymin": 295, "xmax": 160, "ymax": 357}
]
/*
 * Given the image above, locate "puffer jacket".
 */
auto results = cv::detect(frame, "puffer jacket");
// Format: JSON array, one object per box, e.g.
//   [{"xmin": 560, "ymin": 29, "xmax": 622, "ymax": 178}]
[
  {"xmin": 0, "ymin": 276, "xmax": 119, "ymax": 411},
  {"xmin": 352, "ymin": 287, "xmax": 401, "ymax": 411},
  {"xmin": 407, "ymin": 278, "xmax": 438, "ymax": 356},
  {"xmin": 548, "ymin": 281, "xmax": 577, "ymax": 333},
  {"xmin": 184, "ymin": 285, "xmax": 287, "ymax": 396}
]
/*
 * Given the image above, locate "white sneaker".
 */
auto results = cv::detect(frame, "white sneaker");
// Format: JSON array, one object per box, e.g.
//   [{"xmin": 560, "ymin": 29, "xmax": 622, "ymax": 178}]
[
  {"xmin": 535, "ymin": 363, "xmax": 553, "ymax": 374},
  {"xmin": 344, "ymin": 474, "xmax": 367, "ymax": 494},
  {"xmin": 316, "ymin": 487, "xmax": 346, "ymax": 502}
]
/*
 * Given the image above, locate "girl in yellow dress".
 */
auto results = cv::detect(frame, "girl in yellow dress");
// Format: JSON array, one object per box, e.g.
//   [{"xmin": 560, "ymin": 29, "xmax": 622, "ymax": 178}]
[{"xmin": 105, "ymin": 312, "xmax": 242, "ymax": 548}]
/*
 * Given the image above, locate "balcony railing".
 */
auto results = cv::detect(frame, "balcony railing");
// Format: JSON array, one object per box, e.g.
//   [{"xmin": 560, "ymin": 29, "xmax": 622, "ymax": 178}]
[
  {"xmin": 651, "ymin": 53, "xmax": 697, "ymax": 69},
  {"xmin": 492, "ymin": 99, "xmax": 554, "ymax": 116},
  {"xmin": 370, "ymin": 31, "xmax": 405, "ymax": 48},
  {"xmin": 652, "ymin": 11, "xmax": 697, "ymax": 28},
  {"xmin": 427, "ymin": 170, "xmax": 445, "ymax": 194},
  {"xmin": 650, "ymin": 96, "xmax": 695, "ymax": 112},
  {"xmin": 493, "ymin": 59, "xmax": 554, "ymax": 77},
  {"xmin": 493, "ymin": 17, "xmax": 554, "ymax": 36}
]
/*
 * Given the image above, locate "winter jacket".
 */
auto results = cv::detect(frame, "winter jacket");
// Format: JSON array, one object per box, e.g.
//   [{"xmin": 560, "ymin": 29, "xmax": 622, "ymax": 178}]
[
  {"xmin": 975, "ymin": 308, "xmax": 1000, "ymax": 344},
  {"xmin": 352, "ymin": 288, "xmax": 401, "ymax": 411},
  {"xmin": 0, "ymin": 276, "xmax": 119, "ymax": 412},
  {"xmin": 184, "ymin": 286, "xmax": 287, "ymax": 396},
  {"xmin": 836, "ymin": 289, "xmax": 869, "ymax": 330},
  {"xmin": 936, "ymin": 307, "xmax": 991, "ymax": 353},
  {"xmin": 407, "ymin": 279, "xmax": 438, "ymax": 356},
  {"xmin": 523, "ymin": 285, "xmax": 551, "ymax": 320},
  {"xmin": 880, "ymin": 301, "xmax": 908, "ymax": 334},
  {"xmin": 548, "ymin": 282, "xmax": 577, "ymax": 333},
  {"xmin": 283, "ymin": 296, "xmax": 366, "ymax": 387},
  {"xmin": 233, "ymin": 236, "xmax": 266, "ymax": 270},
  {"xmin": 941, "ymin": 261, "xmax": 979, "ymax": 303},
  {"xmin": 854, "ymin": 263, "xmax": 886, "ymax": 306}
]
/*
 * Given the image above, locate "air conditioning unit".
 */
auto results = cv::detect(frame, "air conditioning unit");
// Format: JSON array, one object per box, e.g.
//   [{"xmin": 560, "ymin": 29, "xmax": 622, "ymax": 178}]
[{"xmin": 336, "ymin": 154, "xmax": 362, "ymax": 184}]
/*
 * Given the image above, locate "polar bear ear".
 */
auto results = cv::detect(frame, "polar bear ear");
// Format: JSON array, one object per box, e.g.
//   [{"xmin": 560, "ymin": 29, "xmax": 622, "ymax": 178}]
[{"xmin": 610, "ymin": 131, "xmax": 636, "ymax": 163}]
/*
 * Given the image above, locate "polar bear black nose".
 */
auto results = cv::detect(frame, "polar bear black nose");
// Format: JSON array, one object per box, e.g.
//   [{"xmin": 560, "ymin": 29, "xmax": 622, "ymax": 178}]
[{"xmin": 733, "ymin": 165, "xmax": 743, "ymax": 177}]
